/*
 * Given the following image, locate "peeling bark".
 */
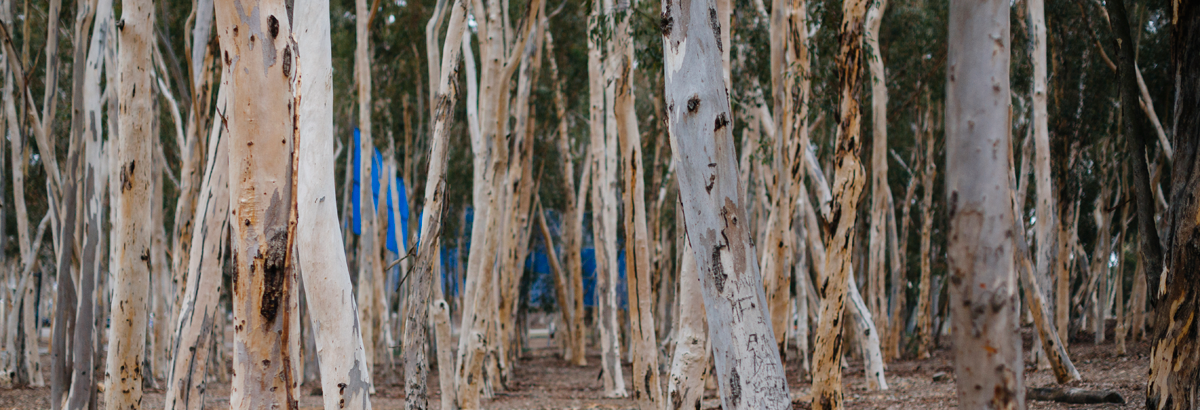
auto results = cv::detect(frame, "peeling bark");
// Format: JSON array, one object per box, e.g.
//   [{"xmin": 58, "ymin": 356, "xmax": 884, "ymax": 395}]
[{"xmin": 811, "ymin": 0, "xmax": 871, "ymax": 407}]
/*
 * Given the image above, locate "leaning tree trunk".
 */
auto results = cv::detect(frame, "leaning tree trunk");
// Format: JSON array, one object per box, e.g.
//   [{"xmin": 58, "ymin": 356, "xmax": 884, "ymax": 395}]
[
  {"xmin": 164, "ymin": 80, "xmax": 229, "ymax": 410},
  {"xmin": 1007, "ymin": 129, "xmax": 1081, "ymax": 384},
  {"xmin": 811, "ymin": 0, "xmax": 869, "ymax": 407},
  {"xmin": 660, "ymin": 0, "xmax": 792, "ymax": 408},
  {"xmin": 293, "ymin": 0, "xmax": 374, "ymax": 407},
  {"xmin": 104, "ymin": 0, "xmax": 155, "ymax": 406},
  {"xmin": 214, "ymin": 0, "xmax": 302, "ymax": 407},
  {"xmin": 946, "ymin": 0, "xmax": 1025, "ymax": 408},
  {"xmin": 400, "ymin": 0, "xmax": 467, "ymax": 408},
  {"xmin": 1148, "ymin": 1, "xmax": 1200, "ymax": 408}
]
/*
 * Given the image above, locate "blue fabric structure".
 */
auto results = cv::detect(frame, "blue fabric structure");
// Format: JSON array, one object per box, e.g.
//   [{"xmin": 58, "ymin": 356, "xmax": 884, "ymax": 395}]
[{"xmin": 351, "ymin": 128, "xmax": 410, "ymax": 255}]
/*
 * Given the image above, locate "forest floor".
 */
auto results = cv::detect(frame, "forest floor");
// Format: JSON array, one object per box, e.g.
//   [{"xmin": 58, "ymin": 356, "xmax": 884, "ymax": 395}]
[{"xmin": 0, "ymin": 323, "xmax": 1149, "ymax": 409}]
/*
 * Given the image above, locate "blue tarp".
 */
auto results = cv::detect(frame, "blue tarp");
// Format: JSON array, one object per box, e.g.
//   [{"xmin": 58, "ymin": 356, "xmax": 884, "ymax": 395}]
[{"xmin": 351, "ymin": 128, "xmax": 409, "ymax": 255}]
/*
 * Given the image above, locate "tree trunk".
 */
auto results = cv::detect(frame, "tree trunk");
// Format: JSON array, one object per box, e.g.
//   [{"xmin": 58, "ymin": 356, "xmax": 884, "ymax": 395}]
[
  {"xmin": 591, "ymin": 0, "xmax": 626, "ymax": 397},
  {"xmin": 946, "ymin": 1, "xmax": 1024, "ymax": 407},
  {"xmin": 612, "ymin": 0, "xmax": 662, "ymax": 406},
  {"xmin": 292, "ymin": 0, "xmax": 375, "ymax": 407},
  {"xmin": 1007, "ymin": 131, "xmax": 1081, "ymax": 384},
  {"xmin": 213, "ymin": 0, "xmax": 302, "ymax": 406},
  {"xmin": 355, "ymin": 0, "xmax": 379, "ymax": 374},
  {"xmin": 864, "ymin": 0, "xmax": 891, "ymax": 361},
  {"xmin": 163, "ymin": 80, "xmax": 228, "ymax": 410},
  {"xmin": 661, "ymin": 0, "xmax": 791, "ymax": 408},
  {"xmin": 665, "ymin": 244, "xmax": 709, "ymax": 410},
  {"xmin": 1148, "ymin": 1, "xmax": 1200, "ymax": 408},
  {"xmin": 104, "ymin": 0, "xmax": 155, "ymax": 405},
  {"xmin": 1027, "ymin": 0, "xmax": 1059, "ymax": 350},
  {"xmin": 811, "ymin": 0, "xmax": 870, "ymax": 407},
  {"xmin": 400, "ymin": 1, "xmax": 467, "ymax": 407}
]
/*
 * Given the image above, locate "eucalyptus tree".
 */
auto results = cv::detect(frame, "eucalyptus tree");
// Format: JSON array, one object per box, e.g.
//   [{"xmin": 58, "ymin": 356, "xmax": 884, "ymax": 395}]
[
  {"xmin": 1146, "ymin": 0, "xmax": 1200, "ymax": 407},
  {"xmin": 945, "ymin": 0, "xmax": 1024, "ymax": 407},
  {"xmin": 294, "ymin": 0, "xmax": 373, "ymax": 406},
  {"xmin": 661, "ymin": 0, "xmax": 791, "ymax": 408},
  {"xmin": 213, "ymin": 0, "xmax": 302, "ymax": 406},
  {"xmin": 105, "ymin": 0, "xmax": 155, "ymax": 406}
]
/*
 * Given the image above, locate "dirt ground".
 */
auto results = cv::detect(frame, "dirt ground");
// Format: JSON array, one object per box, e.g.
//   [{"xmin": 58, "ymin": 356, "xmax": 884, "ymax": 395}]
[{"xmin": 0, "ymin": 326, "xmax": 1150, "ymax": 409}]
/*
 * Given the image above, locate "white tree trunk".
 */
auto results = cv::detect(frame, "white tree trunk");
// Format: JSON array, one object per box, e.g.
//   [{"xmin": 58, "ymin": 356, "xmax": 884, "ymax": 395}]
[
  {"xmin": 294, "ymin": 0, "xmax": 373, "ymax": 407},
  {"xmin": 214, "ymin": 0, "xmax": 302, "ymax": 406},
  {"xmin": 1027, "ymin": 0, "xmax": 1059, "ymax": 363},
  {"xmin": 164, "ymin": 78, "xmax": 229, "ymax": 410},
  {"xmin": 946, "ymin": 0, "xmax": 1025, "ymax": 407},
  {"xmin": 846, "ymin": 275, "xmax": 887, "ymax": 390},
  {"xmin": 104, "ymin": 0, "xmax": 154, "ymax": 405},
  {"xmin": 811, "ymin": 0, "xmax": 870, "ymax": 407},
  {"xmin": 665, "ymin": 244, "xmax": 709, "ymax": 410},
  {"xmin": 864, "ymin": 0, "xmax": 891, "ymax": 360},
  {"xmin": 661, "ymin": 1, "xmax": 791, "ymax": 408},
  {"xmin": 590, "ymin": 0, "xmax": 626, "ymax": 397}
]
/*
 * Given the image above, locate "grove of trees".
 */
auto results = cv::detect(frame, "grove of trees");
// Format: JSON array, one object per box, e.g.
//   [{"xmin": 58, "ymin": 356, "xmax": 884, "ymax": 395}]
[{"xmin": 0, "ymin": 0, "xmax": 1195, "ymax": 408}]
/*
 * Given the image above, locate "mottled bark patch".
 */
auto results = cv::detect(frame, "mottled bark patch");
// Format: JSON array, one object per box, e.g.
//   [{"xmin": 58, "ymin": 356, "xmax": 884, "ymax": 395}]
[
  {"xmin": 708, "ymin": 7, "xmax": 722, "ymax": 52},
  {"xmin": 711, "ymin": 245, "xmax": 727, "ymax": 294},
  {"xmin": 714, "ymin": 112, "xmax": 728, "ymax": 131},
  {"xmin": 728, "ymin": 367, "xmax": 740, "ymax": 408},
  {"xmin": 268, "ymin": 15, "xmax": 279, "ymax": 38},
  {"xmin": 259, "ymin": 190, "xmax": 291, "ymax": 322}
]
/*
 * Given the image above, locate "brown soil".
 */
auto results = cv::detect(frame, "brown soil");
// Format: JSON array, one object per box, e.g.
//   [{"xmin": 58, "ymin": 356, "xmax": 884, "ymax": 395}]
[{"xmin": 0, "ymin": 326, "xmax": 1150, "ymax": 409}]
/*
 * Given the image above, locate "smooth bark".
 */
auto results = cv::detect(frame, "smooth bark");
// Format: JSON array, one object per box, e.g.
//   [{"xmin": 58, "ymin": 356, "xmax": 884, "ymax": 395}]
[
  {"xmin": 294, "ymin": 0, "xmax": 373, "ymax": 407},
  {"xmin": 946, "ymin": 0, "xmax": 1025, "ymax": 407},
  {"xmin": 104, "ymin": 0, "xmax": 155, "ymax": 405},
  {"xmin": 661, "ymin": 0, "xmax": 791, "ymax": 408},
  {"xmin": 214, "ymin": 0, "xmax": 302, "ymax": 406}
]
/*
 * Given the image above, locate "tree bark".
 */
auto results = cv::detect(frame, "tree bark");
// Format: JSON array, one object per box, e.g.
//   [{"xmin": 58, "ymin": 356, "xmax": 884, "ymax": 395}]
[
  {"xmin": 293, "ymin": 0, "xmax": 374, "ymax": 407},
  {"xmin": 214, "ymin": 0, "xmax": 302, "ymax": 406},
  {"xmin": 1147, "ymin": 1, "xmax": 1200, "ymax": 408},
  {"xmin": 400, "ymin": 1, "xmax": 467, "ymax": 408},
  {"xmin": 811, "ymin": 0, "xmax": 870, "ymax": 407},
  {"xmin": 864, "ymin": 0, "xmax": 891, "ymax": 361},
  {"xmin": 946, "ymin": 0, "xmax": 1024, "ymax": 407},
  {"xmin": 355, "ymin": 0, "xmax": 380, "ymax": 373},
  {"xmin": 611, "ymin": 0, "xmax": 662, "ymax": 405},
  {"xmin": 590, "ymin": 0, "xmax": 626, "ymax": 397},
  {"xmin": 164, "ymin": 79, "xmax": 228, "ymax": 410},
  {"xmin": 661, "ymin": 0, "xmax": 792, "ymax": 408},
  {"xmin": 103, "ymin": 0, "xmax": 155, "ymax": 405},
  {"xmin": 1008, "ymin": 134, "xmax": 1080, "ymax": 384},
  {"xmin": 665, "ymin": 244, "xmax": 709, "ymax": 410}
]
